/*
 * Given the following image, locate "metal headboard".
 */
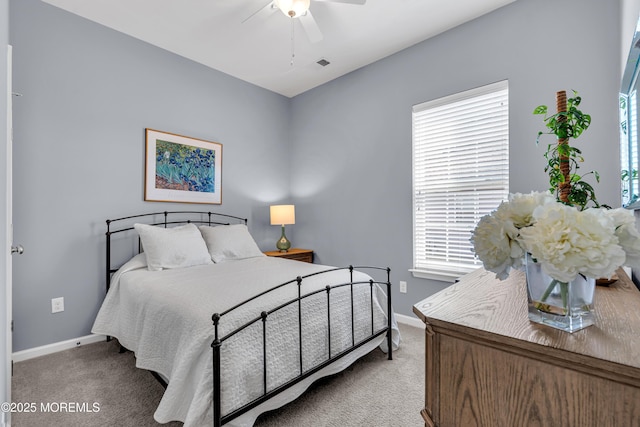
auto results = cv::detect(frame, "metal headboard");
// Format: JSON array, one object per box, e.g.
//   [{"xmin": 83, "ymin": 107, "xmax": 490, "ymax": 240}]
[{"xmin": 105, "ymin": 211, "xmax": 248, "ymax": 292}]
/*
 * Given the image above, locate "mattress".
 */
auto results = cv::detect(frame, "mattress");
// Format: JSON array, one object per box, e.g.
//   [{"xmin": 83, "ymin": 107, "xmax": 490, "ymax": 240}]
[{"xmin": 92, "ymin": 254, "xmax": 400, "ymax": 426}]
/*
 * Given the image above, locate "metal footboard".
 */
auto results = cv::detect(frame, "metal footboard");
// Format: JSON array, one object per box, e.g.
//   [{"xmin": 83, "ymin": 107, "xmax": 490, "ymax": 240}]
[{"xmin": 211, "ymin": 266, "xmax": 393, "ymax": 427}]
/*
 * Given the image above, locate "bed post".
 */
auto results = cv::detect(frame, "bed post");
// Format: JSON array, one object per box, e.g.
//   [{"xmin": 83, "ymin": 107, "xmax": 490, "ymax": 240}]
[
  {"xmin": 212, "ymin": 313, "xmax": 222, "ymax": 427},
  {"xmin": 386, "ymin": 267, "xmax": 393, "ymax": 361},
  {"xmin": 349, "ymin": 266, "xmax": 355, "ymax": 347},
  {"xmin": 105, "ymin": 220, "xmax": 112, "ymax": 292},
  {"xmin": 105, "ymin": 221, "xmax": 112, "ymax": 343},
  {"xmin": 297, "ymin": 276, "xmax": 303, "ymax": 376}
]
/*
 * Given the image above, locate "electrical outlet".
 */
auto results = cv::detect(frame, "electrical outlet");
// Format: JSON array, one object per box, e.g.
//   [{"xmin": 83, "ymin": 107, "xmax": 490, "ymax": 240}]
[
  {"xmin": 51, "ymin": 297, "xmax": 64, "ymax": 314},
  {"xmin": 399, "ymin": 281, "xmax": 407, "ymax": 293}
]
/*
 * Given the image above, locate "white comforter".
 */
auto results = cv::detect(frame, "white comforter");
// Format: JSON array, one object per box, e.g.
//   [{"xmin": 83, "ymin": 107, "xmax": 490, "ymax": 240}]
[{"xmin": 92, "ymin": 255, "xmax": 400, "ymax": 426}]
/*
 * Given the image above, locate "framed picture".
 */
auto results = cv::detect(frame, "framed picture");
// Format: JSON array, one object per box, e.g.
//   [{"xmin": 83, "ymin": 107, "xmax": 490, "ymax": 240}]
[{"xmin": 145, "ymin": 129, "xmax": 222, "ymax": 204}]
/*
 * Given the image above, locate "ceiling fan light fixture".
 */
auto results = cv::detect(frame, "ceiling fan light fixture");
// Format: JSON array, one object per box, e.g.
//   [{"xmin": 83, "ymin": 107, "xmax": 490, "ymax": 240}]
[{"xmin": 275, "ymin": 0, "xmax": 310, "ymax": 18}]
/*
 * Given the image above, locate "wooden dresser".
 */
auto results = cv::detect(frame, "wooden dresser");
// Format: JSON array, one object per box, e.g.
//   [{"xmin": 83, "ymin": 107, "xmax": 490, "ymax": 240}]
[{"xmin": 412, "ymin": 268, "xmax": 640, "ymax": 427}]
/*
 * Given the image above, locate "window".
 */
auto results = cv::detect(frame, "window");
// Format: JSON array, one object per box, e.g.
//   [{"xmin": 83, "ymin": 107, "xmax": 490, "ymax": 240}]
[
  {"xmin": 620, "ymin": 15, "xmax": 640, "ymax": 208},
  {"xmin": 411, "ymin": 81, "xmax": 509, "ymax": 281},
  {"xmin": 620, "ymin": 91, "xmax": 639, "ymax": 206}
]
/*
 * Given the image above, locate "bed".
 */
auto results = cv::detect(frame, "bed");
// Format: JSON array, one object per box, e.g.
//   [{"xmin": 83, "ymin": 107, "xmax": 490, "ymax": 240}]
[{"xmin": 92, "ymin": 211, "xmax": 400, "ymax": 426}]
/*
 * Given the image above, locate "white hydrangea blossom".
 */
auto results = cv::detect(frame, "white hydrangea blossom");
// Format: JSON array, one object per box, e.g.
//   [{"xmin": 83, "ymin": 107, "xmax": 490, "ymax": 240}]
[
  {"xmin": 471, "ymin": 191, "xmax": 554, "ymax": 280},
  {"xmin": 606, "ymin": 208, "xmax": 640, "ymax": 267},
  {"xmin": 519, "ymin": 203, "xmax": 625, "ymax": 282},
  {"xmin": 470, "ymin": 213, "xmax": 518, "ymax": 280},
  {"xmin": 496, "ymin": 191, "xmax": 556, "ymax": 229}
]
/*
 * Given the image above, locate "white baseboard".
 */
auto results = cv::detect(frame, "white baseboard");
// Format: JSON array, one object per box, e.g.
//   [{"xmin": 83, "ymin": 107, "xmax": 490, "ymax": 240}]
[
  {"xmin": 12, "ymin": 334, "xmax": 106, "ymax": 363},
  {"xmin": 394, "ymin": 312, "xmax": 424, "ymax": 329},
  {"xmin": 13, "ymin": 315, "xmax": 421, "ymax": 363}
]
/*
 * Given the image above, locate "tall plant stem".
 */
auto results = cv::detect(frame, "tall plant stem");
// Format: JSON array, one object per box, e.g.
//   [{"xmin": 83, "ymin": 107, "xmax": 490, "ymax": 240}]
[
  {"xmin": 540, "ymin": 279, "xmax": 561, "ymax": 302},
  {"xmin": 556, "ymin": 90, "xmax": 571, "ymax": 203},
  {"xmin": 537, "ymin": 279, "xmax": 569, "ymax": 315}
]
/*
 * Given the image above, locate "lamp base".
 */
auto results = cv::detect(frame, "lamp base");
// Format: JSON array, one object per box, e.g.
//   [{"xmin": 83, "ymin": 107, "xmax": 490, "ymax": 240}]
[{"xmin": 276, "ymin": 225, "xmax": 291, "ymax": 252}]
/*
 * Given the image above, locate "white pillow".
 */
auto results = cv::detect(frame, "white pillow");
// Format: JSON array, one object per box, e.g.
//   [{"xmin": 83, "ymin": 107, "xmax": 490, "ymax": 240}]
[
  {"xmin": 199, "ymin": 224, "xmax": 265, "ymax": 263},
  {"xmin": 134, "ymin": 223, "xmax": 213, "ymax": 271}
]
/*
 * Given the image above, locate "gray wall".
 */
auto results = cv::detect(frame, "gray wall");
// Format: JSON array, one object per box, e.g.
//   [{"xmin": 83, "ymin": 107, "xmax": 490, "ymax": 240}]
[
  {"xmin": 1, "ymin": 0, "xmax": 9, "ymax": 415},
  {"xmin": 10, "ymin": 0, "xmax": 292, "ymax": 351},
  {"xmin": 289, "ymin": 0, "xmax": 622, "ymax": 317}
]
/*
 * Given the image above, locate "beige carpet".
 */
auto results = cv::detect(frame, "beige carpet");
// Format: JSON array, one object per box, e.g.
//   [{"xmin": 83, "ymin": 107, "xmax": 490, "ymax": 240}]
[{"xmin": 11, "ymin": 322, "xmax": 424, "ymax": 427}]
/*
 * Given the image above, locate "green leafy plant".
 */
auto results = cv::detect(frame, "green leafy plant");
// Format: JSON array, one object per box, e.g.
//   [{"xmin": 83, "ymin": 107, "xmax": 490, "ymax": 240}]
[
  {"xmin": 622, "ymin": 168, "xmax": 639, "ymax": 205},
  {"xmin": 533, "ymin": 90, "xmax": 606, "ymax": 210}
]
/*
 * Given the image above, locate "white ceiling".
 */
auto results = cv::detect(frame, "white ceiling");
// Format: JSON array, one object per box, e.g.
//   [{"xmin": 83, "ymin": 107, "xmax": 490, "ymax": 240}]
[{"xmin": 41, "ymin": 0, "xmax": 516, "ymax": 98}]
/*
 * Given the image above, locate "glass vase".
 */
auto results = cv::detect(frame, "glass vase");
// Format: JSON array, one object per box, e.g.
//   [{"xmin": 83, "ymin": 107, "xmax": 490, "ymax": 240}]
[{"xmin": 524, "ymin": 253, "xmax": 596, "ymax": 333}]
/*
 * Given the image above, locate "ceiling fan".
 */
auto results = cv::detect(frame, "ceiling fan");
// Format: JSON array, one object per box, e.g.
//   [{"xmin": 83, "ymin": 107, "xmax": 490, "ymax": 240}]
[{"xmin": 243, "ymin": 0, "xmax": 366, "ymax": 44}]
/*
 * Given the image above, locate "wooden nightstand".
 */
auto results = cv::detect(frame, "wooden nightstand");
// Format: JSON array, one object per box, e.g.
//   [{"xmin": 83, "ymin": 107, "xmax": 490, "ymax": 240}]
[{"xmin": 263, "ymin": 248, "xmax": 314, "ymax": 263}]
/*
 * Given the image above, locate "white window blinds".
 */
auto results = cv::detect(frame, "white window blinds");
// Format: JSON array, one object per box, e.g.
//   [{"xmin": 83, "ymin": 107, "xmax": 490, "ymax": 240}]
[{"xmin": 412, "ymin": 81, "xmax": 509, "ymax": 281}]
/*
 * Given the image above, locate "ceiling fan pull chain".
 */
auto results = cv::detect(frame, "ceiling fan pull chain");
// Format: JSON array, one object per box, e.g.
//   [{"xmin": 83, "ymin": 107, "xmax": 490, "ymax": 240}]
[{"xmin": 290, "ymin": 17, "xmax": 295, "ymax": 66}]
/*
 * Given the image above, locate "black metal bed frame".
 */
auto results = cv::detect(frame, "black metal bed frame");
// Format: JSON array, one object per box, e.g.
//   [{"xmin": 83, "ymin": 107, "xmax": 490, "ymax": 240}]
[
  {"xmin": 106, "ymin": 210, "xmax": 247, "ymax": 291},
  {"xmin": 105, "ymin": 211, "xmax": 393, "ymax": 427}
]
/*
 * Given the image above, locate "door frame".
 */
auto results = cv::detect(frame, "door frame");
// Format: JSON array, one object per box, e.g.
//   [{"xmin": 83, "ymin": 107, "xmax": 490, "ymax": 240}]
[{"xmin": 2, "ymin": 44, "xmax": 12, "ymax": 427}]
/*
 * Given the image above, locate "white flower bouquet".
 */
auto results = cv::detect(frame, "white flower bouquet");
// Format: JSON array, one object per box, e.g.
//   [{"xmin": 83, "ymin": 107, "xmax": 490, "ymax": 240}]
[{"xmin": 471, "ymin": 191, "xmax": 640, "ymax": 284}]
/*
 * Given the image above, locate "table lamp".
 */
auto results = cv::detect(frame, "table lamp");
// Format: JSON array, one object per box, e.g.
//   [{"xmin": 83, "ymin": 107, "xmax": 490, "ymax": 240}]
[{"xmin": 270, "ymin": 205, "xmax": 295, "ymax": 252}]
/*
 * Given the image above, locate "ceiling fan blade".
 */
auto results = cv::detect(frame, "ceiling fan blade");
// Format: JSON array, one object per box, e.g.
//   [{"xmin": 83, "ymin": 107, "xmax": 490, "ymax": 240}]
[
  {"xmin": 313, "ymin": 0, "xmax": 366, "ymax": 4},
  {"xmin": 299, "ymin": 10, "xmax": 323, "ymax": 43},
  {"xmin": 242, "ymin": 1, "xmax": 276, "ymax": 24}
]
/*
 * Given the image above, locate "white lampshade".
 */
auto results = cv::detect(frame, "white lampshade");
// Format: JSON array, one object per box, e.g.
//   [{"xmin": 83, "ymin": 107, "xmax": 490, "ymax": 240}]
[
  {"xmin": 274, "ymin": 0, "xmax": 310, "ymax": 18},
  {"xmin": 270, "ymin": 205, "xmax": 296, "ymax": 225}
]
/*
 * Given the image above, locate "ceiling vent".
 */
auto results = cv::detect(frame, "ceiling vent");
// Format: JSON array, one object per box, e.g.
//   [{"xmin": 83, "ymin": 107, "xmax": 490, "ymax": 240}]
[{"xmin": 316, "ymin": 58, "xmax": 330, "ymax": 67}]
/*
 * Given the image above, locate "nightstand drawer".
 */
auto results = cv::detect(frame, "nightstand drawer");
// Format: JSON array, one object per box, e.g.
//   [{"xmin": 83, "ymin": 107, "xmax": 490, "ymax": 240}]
[{"xmin": 263, "ymin": 248, "xmax": 314, "ymax": 263}]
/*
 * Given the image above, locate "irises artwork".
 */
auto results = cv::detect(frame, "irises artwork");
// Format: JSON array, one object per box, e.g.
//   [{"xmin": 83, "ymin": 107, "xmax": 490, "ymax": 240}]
[{"xmin": 145, "ymin": 129, "xmax": 222, "ymax": 204}]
